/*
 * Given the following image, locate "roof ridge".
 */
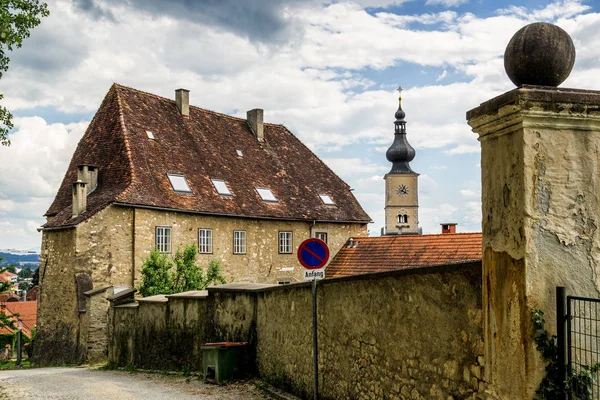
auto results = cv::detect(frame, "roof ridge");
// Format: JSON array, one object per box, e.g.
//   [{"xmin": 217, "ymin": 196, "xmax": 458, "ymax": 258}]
[
  {"xmin": 112, "ymin": 82, "xmax": 284, "ymax": 126},
  {"xmin": 114, "ymin": 84, "xmax": 136, "ymax": 201}
]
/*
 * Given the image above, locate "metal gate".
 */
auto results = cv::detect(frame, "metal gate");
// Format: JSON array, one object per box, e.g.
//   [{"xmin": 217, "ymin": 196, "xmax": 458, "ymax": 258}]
[{"xmin": 557, "ymin": 287, "xmax": 600, "ymax": 400}]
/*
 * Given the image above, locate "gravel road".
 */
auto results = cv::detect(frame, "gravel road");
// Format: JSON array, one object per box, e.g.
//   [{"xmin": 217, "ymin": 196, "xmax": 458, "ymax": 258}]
[{"xmin": 0, "ymin": 367, "xmax": 271, "ymax": 399}]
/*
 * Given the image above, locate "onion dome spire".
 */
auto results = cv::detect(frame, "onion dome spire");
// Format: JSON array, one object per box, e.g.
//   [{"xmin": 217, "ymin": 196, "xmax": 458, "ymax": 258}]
[{"xmin": 386, "ymin": 87, "xmax": 416, "ymax": 174}]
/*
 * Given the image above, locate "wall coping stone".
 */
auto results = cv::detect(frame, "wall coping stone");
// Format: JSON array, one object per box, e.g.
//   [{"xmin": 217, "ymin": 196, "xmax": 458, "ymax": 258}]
[
  {"xmin": 137, "ymin": 294, "xmax": 169, "ymax": 303},
  {"xmin": 466, "ymin": 85, "xmax": 600, "ymax": 121},
  {"xmin": 114, "ymin": 302, "xmax": 139, "ymax": 309},
  {"xmin": 207, "ymin": 261, "xmax": 482, "ymax": 294},
  {"xmin": 107, "ymin": 288, "xmax": 136, "ymax": 306},
  {"xmin": 166, "ymin": 290, "xmax": 209, "ymax": 299},
  {"xmin": 84, "ymin": 285, "xmax": 113, "ymax": 297}
]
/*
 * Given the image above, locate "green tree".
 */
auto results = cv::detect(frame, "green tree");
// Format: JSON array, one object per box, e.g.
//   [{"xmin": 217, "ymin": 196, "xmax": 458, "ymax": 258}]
[
  {"xmin": 18, "ymin": 267, "xmax": 31, "ymax": 279},
  {"xmin": 0, "ymin": 0, "xmax": 50, "ymax": 146},
  {"xmin": 2, "ymin": 265, "xmax": 16, "ymax": 273},
  {"xmin": 18, "ymin": 281, "xmax": 29, "ymax": 291},
  {"xmin": 0, "ymin": 281, "xmax": 10, "ymax": 292},
  {"xmin": 138, "ymin": 244, "xmax": 226, "ymax": 297},
  {"xmin": 31, "ymin": 268, "xmax": 38, "ymax": 286},
  {"xmin": 138, "ymin": 250, "xmax": 173, "ymax": 297}
]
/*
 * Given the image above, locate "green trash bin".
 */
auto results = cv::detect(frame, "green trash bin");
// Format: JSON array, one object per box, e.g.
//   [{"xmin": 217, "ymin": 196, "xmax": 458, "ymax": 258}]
[{"xmin": 201, "ymin": 342, "xmax": 247, "ymax": 384}]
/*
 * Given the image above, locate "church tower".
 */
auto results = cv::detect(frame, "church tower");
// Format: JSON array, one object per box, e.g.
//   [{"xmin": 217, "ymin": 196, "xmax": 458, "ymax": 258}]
[{"xmin": 384, "ymin": 87, "xmax": 419, "ymax": 235}]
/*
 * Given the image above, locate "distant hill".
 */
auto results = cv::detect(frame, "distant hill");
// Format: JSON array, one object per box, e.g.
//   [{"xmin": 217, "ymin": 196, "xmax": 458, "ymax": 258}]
[{"xmin": 0, "ymin": 252, "xmax": 40, "ymax": 269}]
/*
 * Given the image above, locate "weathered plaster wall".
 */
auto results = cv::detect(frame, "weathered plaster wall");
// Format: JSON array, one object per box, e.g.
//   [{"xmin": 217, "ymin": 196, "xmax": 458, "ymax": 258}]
[
  {"xmin": 35, "ymin": 228, "xmax": 79, "ymax": 364},
  {"xmin": 131, "ymin": 207, "xmax": 366, "ymax": 284},
  {"xmin": 108, "ymin": 262, "xmax": 484, "ymax": 399},
  {"xmin": 468, "ymin": 87, "xmax": 600, "ymax": 399},
  {"xmin": 35, "ymin": 206, "xmax": 134, "ymax": 365},
  {"xmin": 257, "ymin": 263, "xmax": 484, "ymax": 399}
]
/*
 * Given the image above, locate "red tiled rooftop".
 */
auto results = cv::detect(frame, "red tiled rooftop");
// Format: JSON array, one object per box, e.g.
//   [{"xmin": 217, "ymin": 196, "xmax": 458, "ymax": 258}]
[
  {"xmin": 44, "ymin": 84, "xmax": 371, "ymax": 229},
  {"xmin": 0, "ymin": 271, "xmax": 16, "ymax": 283},
  {"xmin": 0, "ymin": 301, "xmax": 37, "ymax": 337},
  {"xmin": 327, "ymin": 233, "xmax": 482, "ymax": 278}
]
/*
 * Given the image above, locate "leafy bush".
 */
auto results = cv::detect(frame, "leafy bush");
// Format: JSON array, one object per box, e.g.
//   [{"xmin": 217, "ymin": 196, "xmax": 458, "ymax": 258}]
[{"xmin": 138, "ymin": 244, "xmax": 226, "ymax": 297}]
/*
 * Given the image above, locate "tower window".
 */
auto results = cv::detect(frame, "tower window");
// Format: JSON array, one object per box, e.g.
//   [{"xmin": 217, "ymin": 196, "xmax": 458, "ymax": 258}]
[{"xmin": 397, "ymin": 214, "xmax": 409, "ymax": 224}]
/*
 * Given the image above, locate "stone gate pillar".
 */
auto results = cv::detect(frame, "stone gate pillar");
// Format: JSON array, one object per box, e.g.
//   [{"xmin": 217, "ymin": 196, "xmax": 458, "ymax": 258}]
[{"xmin": 467, "ymin": 23, "xmax": 600, "ymax": 399}]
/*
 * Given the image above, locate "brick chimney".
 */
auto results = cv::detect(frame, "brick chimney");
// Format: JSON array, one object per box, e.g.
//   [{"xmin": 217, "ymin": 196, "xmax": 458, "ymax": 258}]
[
  {"xmin": 72, "ymin": 180, "xmax": 87, "ymax": 218},
  {"xmin": 441, "ymin": 223, "xmax": 457, "ymax": 234},
  {"xmin": 175, "ymin": 89, "xmax": 190, "ymax": 117},
  {"xmin": 247, "ymin": 109, "xmax": 264, "ymax": 141},
  {"xmin": 77, "ymin": 165, "xmax": 98, "ymax": 194}
]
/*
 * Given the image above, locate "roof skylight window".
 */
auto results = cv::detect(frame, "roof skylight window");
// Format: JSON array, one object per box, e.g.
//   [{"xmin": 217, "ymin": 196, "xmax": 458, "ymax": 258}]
[
  {"xmin": 167, "ymin": 174, "xmax": 192, "ymax": 192},
  {"xmin": 146, "ymin": 130, "xmax": 155, "ymax": 139},
  {"xmin": 211, "ymin": 179, "xmax": 232, "ymax": 196},
  {"xmin": 236, "ymin": 150, "xmax": 243, "ymax": 157},
  {"xmin": 319, "ymin": 194, "xmax": 335, "ymax": 205},
  {"xmin": 256, "ymin": 187, "xmax": 278, "ymax": 202}
]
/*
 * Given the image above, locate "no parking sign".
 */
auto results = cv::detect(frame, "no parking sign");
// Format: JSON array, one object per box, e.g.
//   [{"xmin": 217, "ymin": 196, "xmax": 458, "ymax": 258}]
[{"xmin": 298, "ymin": 238, "xmax": 329, "ymax": 280}]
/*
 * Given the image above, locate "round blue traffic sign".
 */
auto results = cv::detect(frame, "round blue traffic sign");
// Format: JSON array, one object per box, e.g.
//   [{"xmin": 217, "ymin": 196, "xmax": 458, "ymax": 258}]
[{"xmin": 298, "ymin": 238, "xmax": 329, "ymax": 270}]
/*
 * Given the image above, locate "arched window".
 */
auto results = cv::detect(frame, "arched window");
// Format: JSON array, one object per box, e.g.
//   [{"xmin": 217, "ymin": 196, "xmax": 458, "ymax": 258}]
[{"xmin": 397, "ymin": 214, "xmax": 409, "ymax": 224}]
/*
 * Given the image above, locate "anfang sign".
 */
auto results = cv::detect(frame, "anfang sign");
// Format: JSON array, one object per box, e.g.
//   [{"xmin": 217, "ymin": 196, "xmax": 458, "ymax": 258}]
[{"xmin": 304, "ymin": 268, "xmax": 325, "ymax": 281}]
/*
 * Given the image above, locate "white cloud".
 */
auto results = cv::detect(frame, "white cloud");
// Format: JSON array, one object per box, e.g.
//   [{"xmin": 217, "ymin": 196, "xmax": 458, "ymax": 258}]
[
  {"xmin": 426, "ymin": 0, "xmax": 469, "ymax": 7},
  {"xmin": 460, "ymin": 189, "xmax": 480, "ymax": 199},
  {"xmin": 1, "ymin": 0, "xmax": 598, "ymax": 246}
]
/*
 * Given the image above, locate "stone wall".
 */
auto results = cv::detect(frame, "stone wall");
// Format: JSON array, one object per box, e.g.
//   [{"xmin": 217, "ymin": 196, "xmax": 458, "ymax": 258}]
[{"xmin": 108, "ymin": 262, "xmax": 484, "ymax": 399}]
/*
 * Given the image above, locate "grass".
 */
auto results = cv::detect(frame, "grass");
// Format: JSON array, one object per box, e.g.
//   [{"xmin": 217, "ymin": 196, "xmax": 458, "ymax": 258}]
[{"xmin": 0, "ymin": 359, "xmax": 31, "ymax": 370}]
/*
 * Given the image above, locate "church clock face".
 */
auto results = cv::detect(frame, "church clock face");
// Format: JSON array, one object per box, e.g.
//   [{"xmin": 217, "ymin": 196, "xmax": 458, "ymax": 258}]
[{"xmin": 396, "ymin": 184, "xmax": 409, "ymax": 197}]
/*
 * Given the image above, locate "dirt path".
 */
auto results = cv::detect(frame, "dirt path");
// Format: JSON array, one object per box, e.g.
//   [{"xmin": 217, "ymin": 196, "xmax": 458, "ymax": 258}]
[{"xmin": 0, "ymin": 367, "xmax": 271, "ymax": 399}]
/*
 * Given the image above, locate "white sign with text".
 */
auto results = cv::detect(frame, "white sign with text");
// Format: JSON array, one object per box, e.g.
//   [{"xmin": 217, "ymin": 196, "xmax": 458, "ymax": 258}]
[{"xmin": 303, "ymin": 268, "xmax": 325, "ymax": 281}]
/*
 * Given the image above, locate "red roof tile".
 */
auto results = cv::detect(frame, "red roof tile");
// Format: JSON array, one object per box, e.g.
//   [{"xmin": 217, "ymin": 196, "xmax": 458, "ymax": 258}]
[
  {"xmin": 44, "ymin": 84, "xmax": 371, "ymax": 229},
  {"xmin": 0, "ymin": 301, "xmax": 37, "ymax": 337},
  {"xmin": 327, "ymin": 233, "xmax": 482, "ymax": 278},
  {"xmin": 0, "ymin": 292, "xmax": 20, "ymax": 302},
  {"xmin": 0, "ymin": 271, "xmax": 16, "ymax": 283}
]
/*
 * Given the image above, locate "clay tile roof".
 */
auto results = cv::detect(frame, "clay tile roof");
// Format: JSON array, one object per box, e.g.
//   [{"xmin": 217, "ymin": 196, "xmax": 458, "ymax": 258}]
[
  {"xmin": 0, "ymin": 271, "xmax": 16, "ymax": 283},
  {"xmin": 327, "ymin": 233, "xmax": 482, "ymax": 278},
  {"xmin": 43, "ymin": 84, "xmax": 370, "ymax": 229},
  {"xmin": 0, "ymin": 301, "xmax": 37, "ymax": 337},
  {"xmin": 0, "ymin": 291, "xmax": 20, "ymax": 302}
]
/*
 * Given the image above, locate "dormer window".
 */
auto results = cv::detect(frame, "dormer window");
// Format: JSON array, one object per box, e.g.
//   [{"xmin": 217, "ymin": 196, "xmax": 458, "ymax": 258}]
[
  {"xmin": 236, "ymin": 150, "xmax": 243, "ymax": 157},
  {"xmin": 319, "ymin": 194, "xmax": 335, "ymax": 205},
  {"xmin": 146, "ymin": 131, "xmax": 155, "ymax": 139},
  {"xmin": 167, "ymin": 174, "xmax": 191, "ymax": 193},
  {"xmin": 211, "ymin": 179, "xmax": 232, "ymax": 196},
  {"xmin": 256, "ymin": 187, "xmax": 277, "ymax": 202}
]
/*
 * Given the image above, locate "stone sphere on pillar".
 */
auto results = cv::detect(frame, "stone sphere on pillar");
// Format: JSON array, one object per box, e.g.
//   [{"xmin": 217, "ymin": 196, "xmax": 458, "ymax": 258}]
[{"xmin": 504, "ymin": 22, "xmax": 576, "ymax": 87}]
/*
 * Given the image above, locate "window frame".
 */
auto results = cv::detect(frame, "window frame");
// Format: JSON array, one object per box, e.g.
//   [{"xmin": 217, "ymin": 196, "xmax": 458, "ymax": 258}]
[
  {"xmin": 233, "ymin": 230, "xmax": 247, "ymax": 255},
  {"xmin": 278, "ymin": 231, "xmax": 293, "ymax": 254},
  {"xmin": 211, "ymin": 179, "xmax": 232, "ymax": 196},
  {"xmin": 315, "ymin": 231, "xmax": 328, "ymax": 244},
  {"xmin": 167, "ymin": 173, "xmax": 192, "ymax": 193},
  {"xmin": 198, "ymin": 228, "xmax": 213, "ymax": 254},
  {"xmin": 256, "ymin": 187, "xmax": 278, "ymax": 203},
  {"xmin": 155, "ymin": 226, "xmax": 172, "ymax": 253},
  {"xmin": 319, "ymin": 194, "xmax": 335, "ymax": 205}
]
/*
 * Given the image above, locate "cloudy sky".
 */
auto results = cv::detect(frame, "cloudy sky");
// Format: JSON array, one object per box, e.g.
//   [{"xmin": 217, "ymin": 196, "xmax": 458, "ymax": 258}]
[{"xmin": 0, "ymin": 0, "xmax": 598, "ymax": 249}]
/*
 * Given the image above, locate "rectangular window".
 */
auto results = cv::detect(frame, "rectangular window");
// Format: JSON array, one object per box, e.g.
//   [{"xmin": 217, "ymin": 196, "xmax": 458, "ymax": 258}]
[
  {"xmin": 198, "ymin": 229, "xmax": 213, "ymax": 254},
  {"xmin": 211, "ymin": 179, "xmax": 232, "ymax": 196},
  {"xmin": 279, "ymin": 231, "xmax": 293, "ymax": 254},
  {"xmin": 156, "ymin": 226, "xmax": 171, "ymax": 253},
  {"xmin": 233, "ymin": 230, "xmax": 246, "ymax": 254},
  {"xmin": 167, "ymin": 173, "xmax": 192, "ymax": 192},
  {"xmin": 256, "ymin": 187, "xmax": 278, "ymax": 202},
  {"xmin": 319, "ymin": 194, "xmax": 335, "ymax": 205},
  {"xmin": 315, "ymin": 232, "xmax": 328, "ymax": 244}
]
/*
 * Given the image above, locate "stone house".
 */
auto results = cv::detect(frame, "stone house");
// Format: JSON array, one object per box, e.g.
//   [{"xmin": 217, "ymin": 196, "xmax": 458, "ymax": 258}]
[{"xmin": 36, "ymin": 83, "xmax": 370, "ymax": 364}]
